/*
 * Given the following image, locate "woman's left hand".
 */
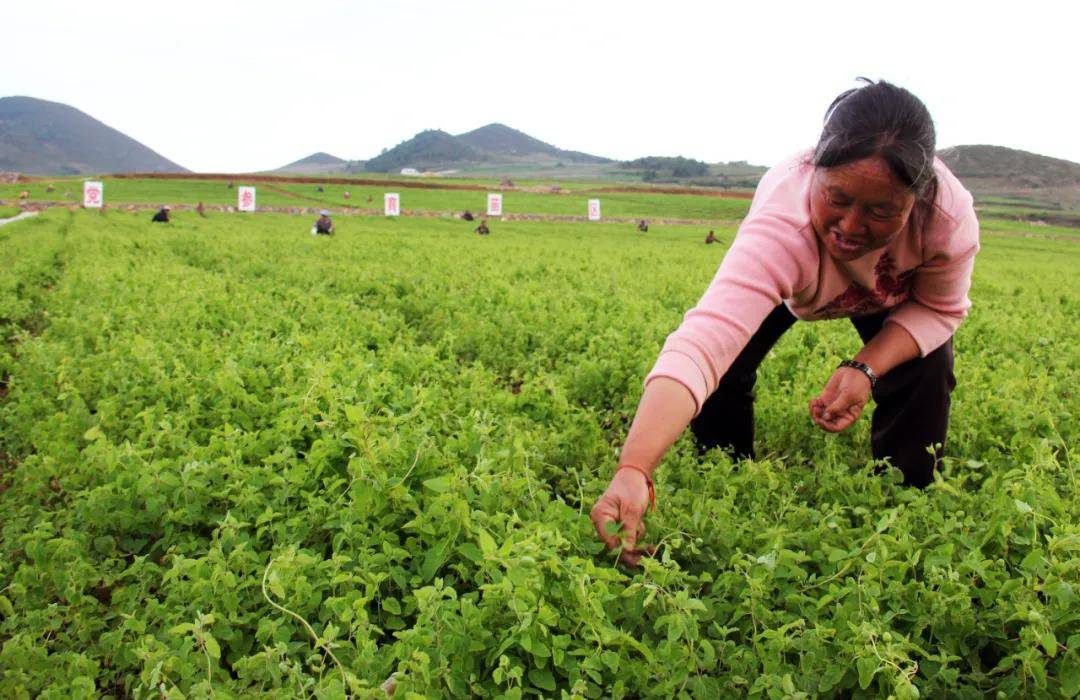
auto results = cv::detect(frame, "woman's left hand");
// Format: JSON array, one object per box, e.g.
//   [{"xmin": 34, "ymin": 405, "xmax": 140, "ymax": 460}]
[{"xmin": 809, "ymin": 366, "xmax": 873, "ymax": 432}]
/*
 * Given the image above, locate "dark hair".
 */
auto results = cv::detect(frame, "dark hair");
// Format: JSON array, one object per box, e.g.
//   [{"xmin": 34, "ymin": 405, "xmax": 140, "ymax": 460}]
[{"xmin": 813, "ymin": 79, "xmax": 938, "ymax": 212}]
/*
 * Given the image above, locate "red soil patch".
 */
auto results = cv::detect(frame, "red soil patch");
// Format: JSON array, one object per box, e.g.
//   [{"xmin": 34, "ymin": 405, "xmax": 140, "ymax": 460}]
[{"xmin": 109, "ymin": 172, "xmax": 754, "ymax": 199}]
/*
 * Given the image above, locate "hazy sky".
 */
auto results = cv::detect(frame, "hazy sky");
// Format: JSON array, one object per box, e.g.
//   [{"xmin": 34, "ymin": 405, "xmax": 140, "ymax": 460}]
[{"xmin": 5, "ymin": 0, "xmax": 1078, "ymax": 172}]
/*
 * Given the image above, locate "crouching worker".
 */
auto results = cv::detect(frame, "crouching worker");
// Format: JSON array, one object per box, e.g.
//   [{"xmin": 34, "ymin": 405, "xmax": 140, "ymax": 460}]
[
  {"xmin": 152, "ymin": 206, "xmax": 171, "ymax": 223},
  {"xmin": 312, "ymin": 210, "xmax": 334, "ymax": 235},
  {"xmin": 591, "ymin": 80, "xmax": 981, "ymax": 566},
  {"xmin": 475, "ymin": 219, "xmax": 490, "ymax": 235}
]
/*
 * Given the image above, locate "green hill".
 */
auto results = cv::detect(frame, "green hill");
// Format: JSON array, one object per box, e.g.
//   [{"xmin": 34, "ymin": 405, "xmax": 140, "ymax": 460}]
[
  {"xmin": 939, "ymin": 145, "xmax": 1080, "ymax": 188},
  {"xmin": 273, "ymin": 151, "xmax": 359, "ymax": 175},
  {"xmin": 364, "ymin": 129, "xmax": 486, "ymax": 173},
  {"xmin": 0, "ymin": 95, "xmax": 187, "ymax": 175},
  {"xmin": 364, "ymin": 124, "xmax": 610, "ymax": 173},
  {"xmin": 457, "ymin": 123, "xmax": 611, "ymax": 164},
  {"xmin": 939, "ymin": 145, "xmax": 1080, "ymax": 218}
]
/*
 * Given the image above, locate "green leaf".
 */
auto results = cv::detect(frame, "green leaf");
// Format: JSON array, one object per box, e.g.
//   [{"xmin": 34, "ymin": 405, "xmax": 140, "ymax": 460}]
[
  {"xmin": 1041, "ymin": 630, "xmax": 1058, "ymax": 657},
  {"xmin": 420, "ymin": 541, "xmax": 448, "ymax": 581},
  {"xmin": 203, "ymin": 634, "xmax": 221, "ymax": 660},
  {"xmin": 1061, "ymin": 651, "xmax": 1080, "ymax": 697},
  {"xmin": 382, "ymin": 597, "xmax": 401, "ymax": 615},
  {"xmin": 1021, "ymin": 549, "xmax": 1046, "ymax": 572},
  {"xmin": 458, "ymin": 542, "xmax": 483, "ymax": 562},
  {"xmin": 529, "ymin": 638, "xmax": 550, "ymax": 659},
  {"xmin": 478, "ymin": 529, "xmax": 497, "ymax": 557},
  {"xmin": 1015, "ymin": 499, "xmax": 1033, "ymax": 514},
  {"xmin": 894, "ymin": 679, "xmax": 920, "ymax": 700},
  {"xmin": 267, "ymin": 570, "xmax": 286, "ymax": 599},
  {"xmin": 528, "ymin": 667, "xmax": 556, "ymax": 691},
  {"xmin": 83, "ymin": 425, "xmax": 105, "ymax": 442},
  {"xmin": 423, "ymin": 475, "xmax": 451, "ymax": 493},
  {"xmin": 856, "ymin": 657, "xmax": 878, "ymax": 689}
]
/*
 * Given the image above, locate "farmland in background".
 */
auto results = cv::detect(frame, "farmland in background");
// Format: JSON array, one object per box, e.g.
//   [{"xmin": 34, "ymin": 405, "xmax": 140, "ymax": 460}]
[
  {"xmin": 0, "ymin": 187, "xmax": 1077, "ymax": 697},
  {"xmin": 0, "ymin": 176, "xmax": 753, "ymax": 222}
]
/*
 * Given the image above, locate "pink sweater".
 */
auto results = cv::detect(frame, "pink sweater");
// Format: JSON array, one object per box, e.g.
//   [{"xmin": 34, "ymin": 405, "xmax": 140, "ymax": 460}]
[{"xmin": 646, "ymin": 151, "xmax": 980, "ymax": 415}]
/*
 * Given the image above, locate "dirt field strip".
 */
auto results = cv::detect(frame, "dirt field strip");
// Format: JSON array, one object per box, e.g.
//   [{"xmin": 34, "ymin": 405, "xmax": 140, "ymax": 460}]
[{"xmin": 98, "ymin": 171, "xmax": 756, "ymax": 199}]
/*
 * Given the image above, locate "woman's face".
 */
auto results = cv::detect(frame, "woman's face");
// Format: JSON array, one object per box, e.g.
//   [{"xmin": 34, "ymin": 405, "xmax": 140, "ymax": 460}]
[{"xmin": 809, "ymin": 155, "xmax": 917, "ymax": 261}]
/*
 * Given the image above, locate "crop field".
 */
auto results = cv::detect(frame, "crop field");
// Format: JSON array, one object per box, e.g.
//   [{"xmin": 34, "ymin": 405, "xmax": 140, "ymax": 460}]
[
  {"xmin": 978, "ymin": 218, "xmax": 1080, "ymax": 240},
  {"xmin": 0, "ymin": 178, "xmax": 753, "ymax": 222},
  {"xmin": 0, "ymin": 205, "xmax": 1077, "ymax": 698}
]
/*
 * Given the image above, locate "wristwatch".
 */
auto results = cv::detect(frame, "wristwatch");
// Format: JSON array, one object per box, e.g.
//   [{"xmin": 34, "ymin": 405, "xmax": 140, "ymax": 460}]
[{"xmin": 838, "ymin": 359, "xmax": 877, "ymax": 389}]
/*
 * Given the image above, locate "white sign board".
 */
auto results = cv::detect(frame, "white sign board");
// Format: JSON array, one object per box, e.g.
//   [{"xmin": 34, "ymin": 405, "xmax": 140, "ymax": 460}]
[
  {"xmin": 238, "ymin": 186, "xmax": 256, "ymax": 212},
  {"xmin": 384, "ymin": 192, "xmax": 400, "ymax": 217},
  {"xmin": 588, "ymin": 198, "xmax": 601, "ymax": 221},
  {"xmin": 83, "ymin": 181, "xmax": 103, "ymax": 208},
  {"xmin": 487, "ymin": 193, "xmax": 503, "ymax": 217}
]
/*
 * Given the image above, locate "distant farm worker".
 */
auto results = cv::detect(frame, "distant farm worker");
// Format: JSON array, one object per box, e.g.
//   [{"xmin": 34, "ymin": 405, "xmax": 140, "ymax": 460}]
[
  {"xmin": 227, "ymin": 181, "xmax": 235, "ymax": 189},
  {"xmin": 196, "ymin": 201, "xmax": 206, "ymax": 217},
  {"xmin": 316, "ymin": 185, "xmax": 325, "ymax": 193},
  {"xmin": 475, "ymin": 219, "xmax": 490, "ymax": 235},
  {"xmin": 343, "ymin": 191, "xmax": 351, "ymax": 200},
  {"xmin": 591, "ymin": 79, "xmax": 981, "ymax": 565},
  {"xmin": 462, "ymin": 210, "xmax": 475, "ymax": 221},
  {"xmin": 151, "ymin": 205, "xmax": 171, "ymax": 223},
  {"xmin": 705, "ymin": 230, "xmax": 718, "ymax": 244},
  {"xmin": 313, "ymin": 209, "xmax": 334, "ymax": 235},
  {"xmin": 638, "ymin": 219, "xmax": 649, "ymax": 232}
]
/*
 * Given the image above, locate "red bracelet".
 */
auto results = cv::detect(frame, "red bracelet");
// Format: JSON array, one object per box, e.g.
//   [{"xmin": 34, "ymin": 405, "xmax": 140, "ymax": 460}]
[{"xmin": 616, "ymin": 464, "xmax": 656, "ymax": 512}]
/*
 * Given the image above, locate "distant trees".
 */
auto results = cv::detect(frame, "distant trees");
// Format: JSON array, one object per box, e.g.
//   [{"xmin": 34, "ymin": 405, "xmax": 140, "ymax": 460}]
[
  {"xmin": 364, "ymin": 130, "xmax": 484, "ymax": 173},
  {"xmin": 620, "ymin": 156, "xmax": 709, "ymax": 181}
]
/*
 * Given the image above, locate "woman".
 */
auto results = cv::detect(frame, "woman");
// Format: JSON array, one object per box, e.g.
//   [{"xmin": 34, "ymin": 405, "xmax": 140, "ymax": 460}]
[{"xmin": 591, "ymin": 80, "xmax": 979, "ymax": 566}]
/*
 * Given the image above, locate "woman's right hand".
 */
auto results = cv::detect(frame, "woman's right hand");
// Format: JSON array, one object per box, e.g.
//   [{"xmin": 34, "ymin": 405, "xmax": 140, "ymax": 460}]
[{"xmin": 590, "ymin": 468, "xmax": 654, "ymax": 566}]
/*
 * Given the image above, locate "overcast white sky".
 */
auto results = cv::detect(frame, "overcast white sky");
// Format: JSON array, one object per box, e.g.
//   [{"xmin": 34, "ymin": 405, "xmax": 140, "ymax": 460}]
[{"xmin": 5, "ymin": 0, "xmax": 1078, "ymax": 172}]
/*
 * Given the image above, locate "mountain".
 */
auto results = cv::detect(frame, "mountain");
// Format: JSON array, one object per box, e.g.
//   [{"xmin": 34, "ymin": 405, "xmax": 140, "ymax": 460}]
[
  {"xmin": 0, "ymin": 96, "xmax": 187, "ymax": 175},
  {"xmin": 938, "ymin": 145, "xmax": 1080, "ymax": 216},
  {"xmin": 938, "ymin": 145, "xmax": 1080, "ymax": 190},
  {"xmin": 364, "ymin": 124, "xmax": 610, "ymax": 173},
  {"xmin": 273, "ymin": 151, "xmax": 357, "ymax": 175},
  {"xmin": 364, "ymin": 129, "xmax": 487, "ymax": 172},
  {"xmin": 457, "ymin": 123, "xmax": 610, "ymax": 164}
]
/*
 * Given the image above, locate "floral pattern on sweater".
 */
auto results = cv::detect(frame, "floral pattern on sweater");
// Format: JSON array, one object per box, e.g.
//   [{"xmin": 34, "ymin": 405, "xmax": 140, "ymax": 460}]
[{"xmin": 813, "ymin": 252, "xmax": 917, "ymax": 318}]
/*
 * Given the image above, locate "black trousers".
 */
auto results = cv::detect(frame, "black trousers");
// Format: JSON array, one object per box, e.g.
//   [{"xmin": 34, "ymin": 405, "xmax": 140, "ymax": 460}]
[{"xmin": 689, "ymin": 304, "xmax": 956, "ymax": 488}]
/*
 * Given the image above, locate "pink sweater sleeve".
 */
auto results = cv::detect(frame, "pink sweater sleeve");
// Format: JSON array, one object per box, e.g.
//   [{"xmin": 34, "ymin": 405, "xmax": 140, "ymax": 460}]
[
  {"xmin": 884, "ymin": 204, "xmax": 980, "ymax": 355},
  {"xmin": 645, "ymin": 198, "xmax": 816, "ymax": 415}
]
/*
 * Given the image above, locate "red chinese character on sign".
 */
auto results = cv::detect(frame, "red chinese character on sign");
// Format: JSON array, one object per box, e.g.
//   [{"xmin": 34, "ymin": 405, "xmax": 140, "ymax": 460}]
[
  {"xmin": 388, "ymin": 196, "xmax": 398, "ymax": 214},
  {"xmin": 87, "ymin": 188, "xmax": 99, "ymax": 203},
  {"xmin": 241, "ymin": 192, "xmax": 253, "ymax": 207}
]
